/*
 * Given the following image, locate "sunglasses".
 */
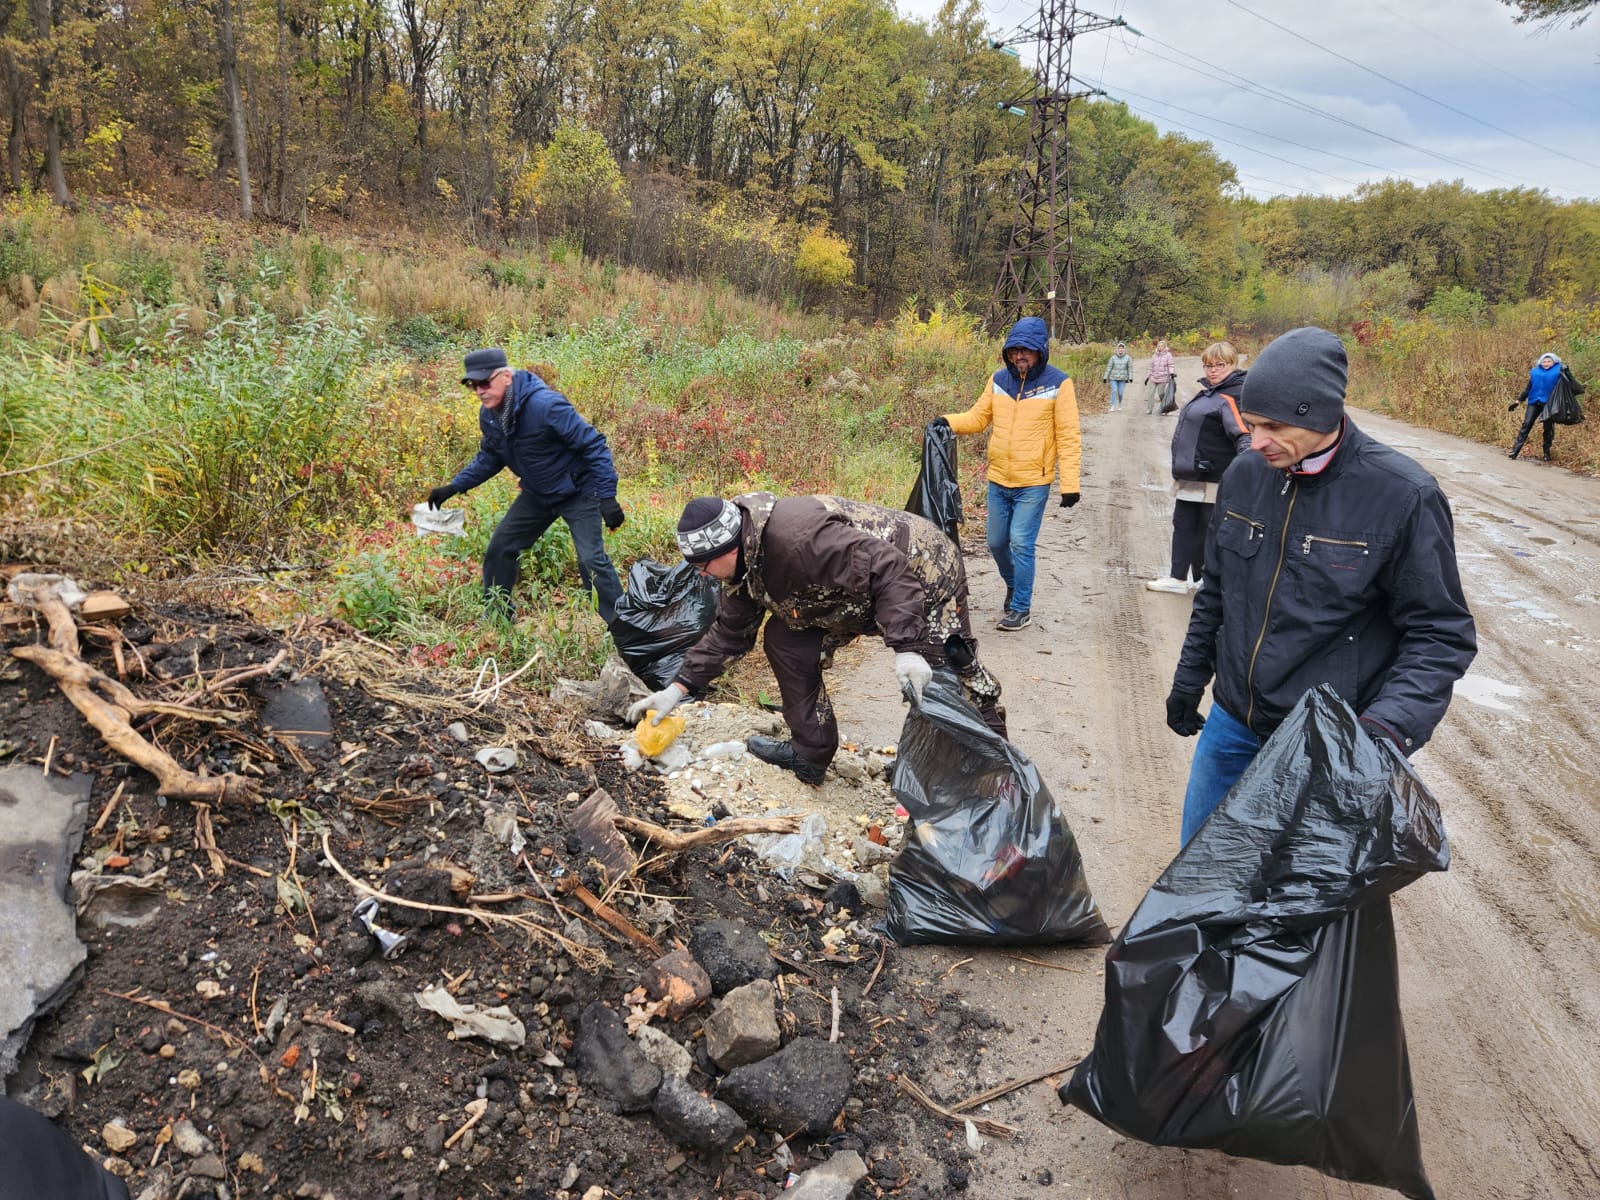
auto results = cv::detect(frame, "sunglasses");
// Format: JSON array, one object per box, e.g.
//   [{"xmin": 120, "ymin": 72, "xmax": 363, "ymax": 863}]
[{"xmin": 465, "ymin": 377, "xmax": 496, "ymax": 392}]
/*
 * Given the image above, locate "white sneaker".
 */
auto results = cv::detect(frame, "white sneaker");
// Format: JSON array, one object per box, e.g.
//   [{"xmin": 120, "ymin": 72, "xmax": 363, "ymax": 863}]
[{"xmin": 1146, "ymin": 576, "xmax": 1191, "ymax": 594}]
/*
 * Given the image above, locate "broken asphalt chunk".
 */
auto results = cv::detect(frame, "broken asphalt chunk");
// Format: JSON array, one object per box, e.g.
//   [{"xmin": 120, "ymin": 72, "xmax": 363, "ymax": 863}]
[{"xmin": 574, "ymin": 1003, "xmax": 661, "ymax": 1113}]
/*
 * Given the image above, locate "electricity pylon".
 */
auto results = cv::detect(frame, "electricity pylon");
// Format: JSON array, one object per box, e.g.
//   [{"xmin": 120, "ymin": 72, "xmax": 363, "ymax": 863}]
[{"xmin": 987, "ymin": 2, "xmax": 1133, "ymax": 343}]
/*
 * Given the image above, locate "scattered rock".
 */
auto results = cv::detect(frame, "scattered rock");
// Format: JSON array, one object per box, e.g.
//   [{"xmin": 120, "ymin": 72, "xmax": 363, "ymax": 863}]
[
  {"xmin": 690, "ymin": 919, "xmax": 778, "ymax": 994},
  {"xmin": 651, "ymin": 1075, "xmax": 748, "ymax": 1154},
  {"xmin": 702, "ymin": 979, "xmax": 781, "ymax": 1070},
  {"xmin": 633, "ymin": 1025, "xmax": 693, "ymax": 1080},
  {"xmin": 717, "ymin": 1036, "xmax": 853, "ymax": 1137},
  {"xmin": 645, "ymin": 948, "xmax": 711, "ymax": 1019},
  {"xmin": 574, "ymin": 1003, "xmax": 661, "ymax": 1112},
  {"xmin": 101, "ymin": 1119, "xmax": 138, "ymax": 1153},
  {"xmin": 785, "ymin": 1149, "xmax": 869, "ymax": 1200},
  {"xmin": 171, "ymin": 1118, "xmax": 212, "ymax": 1157}
]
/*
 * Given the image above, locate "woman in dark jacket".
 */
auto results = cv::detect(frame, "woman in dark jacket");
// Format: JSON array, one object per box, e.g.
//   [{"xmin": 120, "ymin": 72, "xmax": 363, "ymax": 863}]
[
  {"xmin": 1508, "ymin": 351, "xmax": 1585, "ymax": 461},
  {"xmin": 1147, "ymin": 341, "xmax": 1250, "ymax": 594}
]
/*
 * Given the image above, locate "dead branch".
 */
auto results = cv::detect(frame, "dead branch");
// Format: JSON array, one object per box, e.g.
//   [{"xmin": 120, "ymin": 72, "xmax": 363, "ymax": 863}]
[
  {"xmin": 13, "ymin": 645, "xmax": 255, "ymax": 803},
  {"xmin": 949, "ymin": 1061, "xmax": 1081, "ymax": 1113},
  {"xmin": 319, "ymin": 832, "xmax": 605, "ymax": 970},
  {"xmin": 897, "ymin": 1075, "xmax": 1016, "ymax": 1139},
  {"xmin": 562, "ymin": 881, "xmax": 663, "ymax": 958},
  {"xmin": 614, "ymin": 814, "xmax": 803, "ymax": 857}
]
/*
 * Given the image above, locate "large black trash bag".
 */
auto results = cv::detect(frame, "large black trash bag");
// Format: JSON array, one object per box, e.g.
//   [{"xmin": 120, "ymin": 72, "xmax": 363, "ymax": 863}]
[
  {"xmin": 882, "ymin": 669, "xmax": 1110, "ymax": 946},
  {"xmin": 1062, "ymin": 685, "xmax": 1448, "ymax": 1200},
  {"xmin": 609, "ymin": 559, "xmax": 719, "ymax": 691},
  {"xmin": 906, "ymin": 420, "xmax": 963, "ymax": 543}
]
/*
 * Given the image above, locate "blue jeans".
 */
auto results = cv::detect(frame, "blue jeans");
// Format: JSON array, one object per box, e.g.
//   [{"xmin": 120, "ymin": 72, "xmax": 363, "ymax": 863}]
[
  {"xmin": 1108, "ymin": 379, "xmax": 1127, "ymax": 409},
  {"xmin": 986, "ymin": 482, "xmax": 1050, "ymax": 613},
  {"xmin": 1180, "ymin": 702, "xmax": 1263, "ymax": 845},
  {"xmin": 483, "ymin": 490, "xmax": 623, "ymax": 623}
]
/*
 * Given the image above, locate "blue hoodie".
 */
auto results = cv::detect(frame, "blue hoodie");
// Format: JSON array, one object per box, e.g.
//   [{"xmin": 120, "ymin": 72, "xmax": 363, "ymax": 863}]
[
  {"xmin": 449, "ymin": 369, "xmax": 620, "ymax": 501},
  {"xmin": 994, "ymin": 317, "xmax": 1069, "ymax": 401}
]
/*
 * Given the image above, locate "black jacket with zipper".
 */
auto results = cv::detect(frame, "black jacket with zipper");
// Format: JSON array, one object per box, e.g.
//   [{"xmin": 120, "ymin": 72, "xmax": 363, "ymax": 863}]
[{"xmin": 1173, "ymin": 419, "xmax": 1477, "ymax": 752}]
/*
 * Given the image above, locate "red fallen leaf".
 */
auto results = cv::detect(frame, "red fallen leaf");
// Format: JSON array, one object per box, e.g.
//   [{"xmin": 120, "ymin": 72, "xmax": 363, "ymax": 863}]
[
  {"xmin": 104, "ymin": 854, "xmax": 131, "ymax": 869},
  {"xmin": 279, "ymin": 1044, "xmax": 301, "ymax": 1069}
]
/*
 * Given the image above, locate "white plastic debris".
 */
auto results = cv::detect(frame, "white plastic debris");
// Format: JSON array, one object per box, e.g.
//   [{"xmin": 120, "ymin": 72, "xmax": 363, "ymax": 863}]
[
  {"xmin": 583, "ymin": 720, "xmax": 620, "ymax": 740},
  {"xmin": 415, "ymin": 984, "xmax": 526, "ymax": 1047},
  {"xmin": 651, "ymin": 742, "xmax": 693, "ymax": 773},
  {"xmin": 411, "ymin": 503, "xmax": 465, "ymax": 536},
  {"xmin": 484, "ymin": 807, "xmax": 526, "ymax": 856},
  {"xmin": 475, "ymin": 746, "xmax": 517, "ymax": 774},
  {"xmin": 6, "ymin": 572, "xmax": 88, "ymax": 609},
  {"xmin": 620, "ymin": 743, "xmax": 645, "ymax": 772},
  {"xmin": 445, "ymin": 722, "xmax": 470, "ymax": 743},
  {"xmin": 697, "ymin": 741, "xmax": 747, "ymax": 761}
]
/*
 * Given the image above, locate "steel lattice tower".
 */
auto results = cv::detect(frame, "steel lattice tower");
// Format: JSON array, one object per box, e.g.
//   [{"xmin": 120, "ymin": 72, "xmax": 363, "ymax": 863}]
[{"xmin": 987, "ymin": 2, "xmax": 1128, "ymax": 343}]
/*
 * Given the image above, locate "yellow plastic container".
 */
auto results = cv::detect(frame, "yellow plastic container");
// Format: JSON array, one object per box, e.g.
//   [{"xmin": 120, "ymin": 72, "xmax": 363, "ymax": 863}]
[{"xmin": 635, "ymin": 710, "xmax": 686, "ymax": 757}]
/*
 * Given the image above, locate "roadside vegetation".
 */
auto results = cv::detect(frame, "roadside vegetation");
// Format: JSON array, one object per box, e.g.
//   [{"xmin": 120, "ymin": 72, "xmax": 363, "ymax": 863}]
[{"xmin": 2, "ymin": 197, "xmax": 1597, "ymax": 687}]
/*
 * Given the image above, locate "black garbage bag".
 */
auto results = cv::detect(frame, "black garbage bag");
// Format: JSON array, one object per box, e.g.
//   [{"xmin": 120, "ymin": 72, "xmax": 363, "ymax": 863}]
[
  {"xmin": 1062, "ymin": 685, "xmax": 1447, "ymax": 1200},
  {"xmin": 882, "ymin": 669, "xmax": 1110, "ymax": 946},
  {"xmin": 906, "ymin": 420, "xmax": 963, "ymax": 543},
  {"xmin": 609, "ymin": 559, "xmax": 719, "ymax": 691}
]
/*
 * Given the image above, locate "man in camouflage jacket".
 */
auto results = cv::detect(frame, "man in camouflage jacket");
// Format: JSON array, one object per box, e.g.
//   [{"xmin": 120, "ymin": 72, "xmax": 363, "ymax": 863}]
[{"xmin": 628, "ymin": 493, "xmax": 1006, "ymax": 784}]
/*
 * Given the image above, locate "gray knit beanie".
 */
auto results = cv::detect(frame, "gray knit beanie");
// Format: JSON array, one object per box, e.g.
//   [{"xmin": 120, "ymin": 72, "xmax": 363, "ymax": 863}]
[
  {"xmin": 676, "ymin": 497, "xmax": 743, "ymax": 563},
  {"xmin": 1239, "ymin": 327, "xmax": 1347, "ymax": 434}
]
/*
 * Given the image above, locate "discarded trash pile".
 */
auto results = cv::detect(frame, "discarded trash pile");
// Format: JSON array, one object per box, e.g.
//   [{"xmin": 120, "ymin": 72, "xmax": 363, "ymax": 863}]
[{"xmin": 0, "ymin": 574, "xmax": 1000, "ymax": 1200}]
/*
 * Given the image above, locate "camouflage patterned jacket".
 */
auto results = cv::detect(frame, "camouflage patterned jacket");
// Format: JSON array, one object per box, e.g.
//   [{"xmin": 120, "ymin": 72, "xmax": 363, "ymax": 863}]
[{"xmin": 675, "ymin": 493, "xmax": 967, "ymax": 690}]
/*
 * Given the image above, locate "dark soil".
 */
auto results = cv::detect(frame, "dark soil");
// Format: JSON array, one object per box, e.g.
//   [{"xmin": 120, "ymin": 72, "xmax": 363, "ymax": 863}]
[{"xmin": 1, "ymin": 590, "xmax": 996, "ymax": 1200}]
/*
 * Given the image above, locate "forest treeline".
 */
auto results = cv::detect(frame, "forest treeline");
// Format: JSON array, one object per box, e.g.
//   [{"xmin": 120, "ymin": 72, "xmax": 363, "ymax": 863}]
[{"xmin": 2, "ymin": 0, "xmax": 1599, "ymax": 332}]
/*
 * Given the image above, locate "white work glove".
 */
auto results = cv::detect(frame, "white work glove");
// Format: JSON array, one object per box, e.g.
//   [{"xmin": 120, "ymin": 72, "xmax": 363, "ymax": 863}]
[
  {"xmin": 894, "ymin": 652, "xmax": 933, "ymax": 704},
  {"xmin": 627, "ymin": 683, "xmax": 686, "ymax": 726}
]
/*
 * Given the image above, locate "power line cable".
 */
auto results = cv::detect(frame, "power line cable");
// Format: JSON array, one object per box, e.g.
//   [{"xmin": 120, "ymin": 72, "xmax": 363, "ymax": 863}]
[
  {"xmin": 1224, "ymin": 0, "xmax": 1600, "ymax": 174},
  {"xmin": 1120, "ymin": 30, "xmax": 1525, "ymax": 186},
  {"xmin": 1103, "ymin": 78, "xmax": 1430, "ymax": 184},
  {"xmin": 1369, "ymin": 0, "xmax": 1600, "ymax": 122},
  {"xmin": 1235, "ymin": 171, "xmax": 1314, "ymax": 197},
  {"xmin": 1099, "ymin": 87, "xmax": 1367, "ymax": 190}
]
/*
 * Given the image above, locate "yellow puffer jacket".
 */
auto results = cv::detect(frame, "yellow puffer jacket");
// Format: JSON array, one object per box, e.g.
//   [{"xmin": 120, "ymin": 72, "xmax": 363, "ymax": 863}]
[{"xmin": 944, "ymin": 373, "xmax": 1081, "ymax": 492}]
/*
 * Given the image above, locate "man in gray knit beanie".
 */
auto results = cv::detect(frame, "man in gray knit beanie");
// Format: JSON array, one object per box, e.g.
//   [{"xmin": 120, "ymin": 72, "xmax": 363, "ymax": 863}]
[{"xmin": 1162, "ymin": 326, "xmax": 1477, "ymax": 845}]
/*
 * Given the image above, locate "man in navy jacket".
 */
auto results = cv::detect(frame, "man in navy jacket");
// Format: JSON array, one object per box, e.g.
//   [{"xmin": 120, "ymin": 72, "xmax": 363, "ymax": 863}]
[
  {"xmin": 1164, "ymin": 327, "xmax": 1476, "ymax": 844},
  {"xmin": 428, "ymin": 348, "xmax": 625, "ymax": 623}
]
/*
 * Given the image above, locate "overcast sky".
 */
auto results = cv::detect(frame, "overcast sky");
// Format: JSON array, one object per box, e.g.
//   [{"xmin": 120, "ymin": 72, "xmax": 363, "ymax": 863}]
[{"xmin": 896, "ymin": 0, "xmax": 1600, "ymax": 201}]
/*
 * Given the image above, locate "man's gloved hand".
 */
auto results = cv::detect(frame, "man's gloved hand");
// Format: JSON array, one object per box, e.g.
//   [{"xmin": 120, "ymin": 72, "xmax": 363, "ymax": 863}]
[
  {"xmin": 627, "ymin": 683, "xmax": 686, "ymax": 726},
  {"xmin": 1508, "ymin": 400, "xmax": 1520, "ymax": 412},
  {"xmin": 1165, "ymin": 688, "xmax": 1206, "ymax": 736},
  {"xmin": 894, "ymin": 652, "xmax": 933, "ymax": 703},
  {"xmin": 600, "ymin": 497, "xmax": 625, "ymax": 530},
  {"xmin": 427, "ymin": 485, "xmax": 457, "ymax": 510},
  {"xmin": 929, "ymin": 416, "xmax": 951, "ymax": 430},
  {"xmin": 1060, "ymin": 492, "xmax": 1080, "ymax": 509},
  {"xmin": 1360, "ymin": 715, "xmax": 1408, "ymax": 755}
]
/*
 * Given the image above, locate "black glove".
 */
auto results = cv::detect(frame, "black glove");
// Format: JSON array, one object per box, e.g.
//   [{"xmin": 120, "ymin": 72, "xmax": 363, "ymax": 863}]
[
  {"xmin": 929, "ymin": 416, "xmax": 951, "ymax": 431},
  {"xmin": 1508, "ymin": 400, "xmax": 1520, "ymax": 412},
  {"xmin": 1165, "ymin": 688, "xmax": 1205, "ymax": 736},
  {"xmin": 1360, "ymin": 715, "xmax": 1408, "ymax": 755},
  {"xmin": 600, "ymin": 497, "xmax": 625, "ymax": 530},
  {"xmin": 1060, "ymin": 492, "xmax": 1080, "ymax": 509},
  {"xmin": 427, "ymin": 485, "xmax": 457, "ymax": 510}
]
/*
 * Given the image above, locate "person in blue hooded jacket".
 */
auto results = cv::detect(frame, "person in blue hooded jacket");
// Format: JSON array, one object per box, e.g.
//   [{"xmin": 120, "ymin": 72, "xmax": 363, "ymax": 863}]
[
  {"xmin": 936, "ymin": 316, "xmax": 1082, "ymax": 632},
  {"xmin": 426, "ymin": 348, "xmax": 625, "ymax": 623},
  {"xmin": 1507, "ymin": 351, "xmax": 1585, "ymax": 461}
]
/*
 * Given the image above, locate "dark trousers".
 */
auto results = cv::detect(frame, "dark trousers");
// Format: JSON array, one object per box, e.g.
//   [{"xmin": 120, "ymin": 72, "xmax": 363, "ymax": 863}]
[
  {"xmin": 483, "ymin": 491, "xmax": 623, "ymax": 623},
  {"xmin": 762, "ymin": 616, "xmax": 1006, "ymax": 766},
  {"xmin": 1510, "ymin": 404, "xmax": 1555, "ymax": 459},
  {"xmin": 1170, "ymin": 499, "xmax": 1211, "ymax": 582}
]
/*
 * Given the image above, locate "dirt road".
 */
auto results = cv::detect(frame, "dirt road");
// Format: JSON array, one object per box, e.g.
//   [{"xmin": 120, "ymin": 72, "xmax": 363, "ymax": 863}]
[{"xmin": 835, "ymin": 358, "xmax": 1600, "ymax": 1198}]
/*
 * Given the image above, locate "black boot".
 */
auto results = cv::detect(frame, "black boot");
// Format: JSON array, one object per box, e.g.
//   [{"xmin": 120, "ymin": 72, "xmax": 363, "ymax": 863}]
[
  {"xmin": 747, "ymin": 736, "xmax": 828, "ymax": 785},
  {"xmin": 1508, "ymin": 438, "xmax": 1525, "ymax": 460}
]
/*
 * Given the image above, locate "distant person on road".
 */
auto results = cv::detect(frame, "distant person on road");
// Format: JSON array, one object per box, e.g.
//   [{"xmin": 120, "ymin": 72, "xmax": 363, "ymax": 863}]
[
  {"xmin": 1103, "ymin": 341, "xmax": 1134, "ymax": 412},
  {"xmin": 1145, "ymin": 338, "xmax": 1176, "ymax": 414},
  {"xmin": 1147, "ymin": 342, "xmax": 1250, "ymax": 595},
  {"xmin": 934, "ymin": 315, "xmax": 1082, "ymax": 632},
  {"xmin": 426, "ymin": 348, "xmax": 625, "ymax": 623},
  {"xmin": 628, "ymin": 493, "xmax": 1006, "ymax": 784},
  {"xmin": 1164, "ymin": 327, "xmax": 1477, "ymax": 845},
  {"xmin": 1508, "ymin": 351, "xmax": 1585, "ymax": 462}
]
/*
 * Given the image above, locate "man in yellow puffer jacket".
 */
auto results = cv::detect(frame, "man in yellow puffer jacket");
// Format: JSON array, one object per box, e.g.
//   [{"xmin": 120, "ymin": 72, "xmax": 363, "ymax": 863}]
[{"xmin": 935, "ymin": 316, "xmax": 1082, "ymax": 632}]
